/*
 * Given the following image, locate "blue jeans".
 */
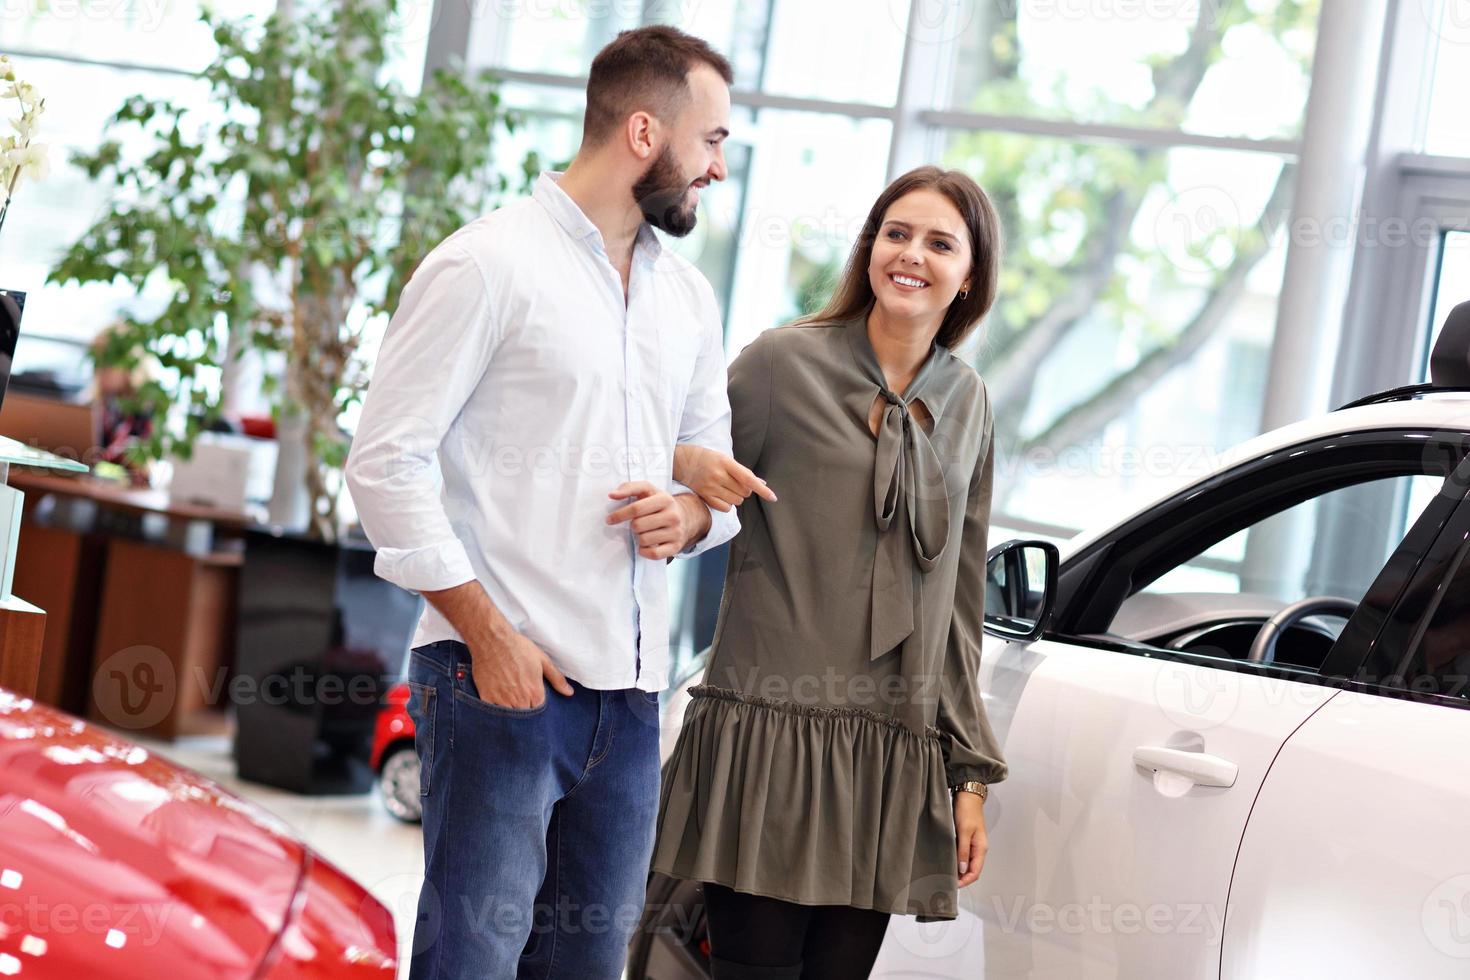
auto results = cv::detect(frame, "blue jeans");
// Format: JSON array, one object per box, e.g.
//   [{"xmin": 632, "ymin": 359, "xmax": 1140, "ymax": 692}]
[{"xmin": 403, "ymin": 639, "xmax": 661, "ymax": 980}]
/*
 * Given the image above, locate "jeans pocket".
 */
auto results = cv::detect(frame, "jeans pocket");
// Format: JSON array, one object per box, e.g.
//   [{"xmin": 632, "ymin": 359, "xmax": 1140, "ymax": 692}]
[
  {"xmin": 404, "ymin": 681, "xmax": 436, "ymax": 797},
  {"xmin": 445, "ymin": 641, "xmax": 549, "ymax": 717},
  {"xmin": 452, "ymin": 682, "xmax": 549, "ymax": 718}
]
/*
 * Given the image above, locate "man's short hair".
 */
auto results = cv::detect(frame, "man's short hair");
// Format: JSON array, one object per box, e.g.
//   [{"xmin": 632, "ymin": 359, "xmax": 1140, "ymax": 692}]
[{"xmin": 583, "ymin": 25, "xmax": 733, "ymax": 146}]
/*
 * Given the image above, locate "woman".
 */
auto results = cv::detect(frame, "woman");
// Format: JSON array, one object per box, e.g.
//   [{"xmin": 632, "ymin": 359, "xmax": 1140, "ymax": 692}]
[
  {"xmin": 652, "ymin": 166, "xmax": 1008, "ymax": 980},
  {"xmin": 89, "ymin": 319, "xmax": 155, "ymax": 485}
]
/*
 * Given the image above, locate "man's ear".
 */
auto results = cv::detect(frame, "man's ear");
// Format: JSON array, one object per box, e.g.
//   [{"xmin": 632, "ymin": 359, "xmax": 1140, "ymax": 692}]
[{"xmin": 625, "ymin": 111, "xmax": 658, "ymax": 161}]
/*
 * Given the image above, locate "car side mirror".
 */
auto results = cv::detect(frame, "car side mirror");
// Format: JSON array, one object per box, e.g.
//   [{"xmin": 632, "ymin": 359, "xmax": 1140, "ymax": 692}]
[{"xmin": 983, "ymin": 539, "xmax": 1059, "ymax": 641}]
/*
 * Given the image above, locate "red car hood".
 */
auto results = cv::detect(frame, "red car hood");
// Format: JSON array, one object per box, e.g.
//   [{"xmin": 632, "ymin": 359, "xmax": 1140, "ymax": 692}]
[{"xmin": 0, "ymin": 690, "xmax": 307, "ymax": 979}]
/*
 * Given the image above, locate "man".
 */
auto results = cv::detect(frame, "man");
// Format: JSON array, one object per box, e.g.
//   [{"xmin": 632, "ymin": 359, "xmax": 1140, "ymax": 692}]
[{"xmin": 345, "ymin": 26, "xmax": 742, "ymax": 979}]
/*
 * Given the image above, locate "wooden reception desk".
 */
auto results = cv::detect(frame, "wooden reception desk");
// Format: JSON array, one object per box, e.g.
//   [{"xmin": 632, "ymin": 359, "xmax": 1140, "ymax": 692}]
[{"xmin": 9, "ymin": 469, "xmax": 252, "ymax": 738}]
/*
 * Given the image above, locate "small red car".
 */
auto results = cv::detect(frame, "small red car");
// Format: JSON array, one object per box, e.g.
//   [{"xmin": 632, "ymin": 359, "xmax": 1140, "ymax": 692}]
[
  {"xmin": 0, "ymin": 688, "xmax": 397, "ymax": 978},
  {"xmin": 370, "ymin": 683, "xmax": 421, "ymax": 823}
]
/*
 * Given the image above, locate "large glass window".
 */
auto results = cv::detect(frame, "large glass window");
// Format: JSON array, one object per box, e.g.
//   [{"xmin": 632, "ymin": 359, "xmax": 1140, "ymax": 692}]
[
  {"xmin": 1, "ymin": 0, "xmax": 432, "ymax": 376},
  {"xmin": 0, "ymin": 3, "xmax": 267, "ymax": 387},
  {"xmin": 2, "ymin": 0, "xmax": 265, "ymax": 70},
  {"xmin": 760, "ymin": 0, "xmax": 909, "ymax": 105},
  {"xmin": 471, "ymin": 1, "xmax": 640, "ymax": 78},
  {"xmin": 492, "ymin": 83, "xmax": 587, "ymax": 179},
  {"xmin": 1423, "ymin": 230, "xmax": 1470, "ymax": 380},
  {"xmin": 657, "ymin": 106, "xmax": 755, "ymax": 319},
  {"xmin": 1349, "ymin": 2, "xmax": 1470, "ymax": 412},
  {"xmin": 1145, "ymin": 473, "xmax": 1443, "ymax": 600},
  {"xmin": 940, "ymin": 0, "xmax": 1317, "ymax": 140},
  {"xmin": 941, "ymin": 130, "xmax": 1295, "ymax": 529},
  {"xmin": 1424, "ymin": 0, "xmax": 1470, "ymax": 156},
  {"xmin": 721, "ymin": 111, "xmax": 892, "ymax": 353},
  {"xmin": 0, "ymin": 59, "xmax": 214, "ymax": 346},
  {"xmin": 471, "ymin": 0, "xmax": 772, "ymax": 90}
]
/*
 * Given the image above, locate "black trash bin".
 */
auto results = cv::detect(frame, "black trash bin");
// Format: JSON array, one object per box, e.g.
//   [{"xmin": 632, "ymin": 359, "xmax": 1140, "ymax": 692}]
[{"xmin": 233, "ymin": 527, "xmax": 422, "ymax": 794}]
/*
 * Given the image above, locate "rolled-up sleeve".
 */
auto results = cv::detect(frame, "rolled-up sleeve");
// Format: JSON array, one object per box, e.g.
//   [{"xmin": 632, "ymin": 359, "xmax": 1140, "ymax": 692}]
[
  {"xmin": 344, "ymin": 243, "xmax": 499, "ymax": 593},
  {"xmin": 937, "ymin": 388, "xmax": 1009, "ymax": 786},
  {"xmin": 673, "ymin": 285, "xmax": 740, "ymax": 558}
]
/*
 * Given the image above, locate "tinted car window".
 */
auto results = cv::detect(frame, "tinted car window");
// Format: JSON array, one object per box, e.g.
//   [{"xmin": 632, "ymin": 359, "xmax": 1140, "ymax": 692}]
[{"xmin": 1141, "ymin": 473, "xmax": 1442, "ymax": 606}]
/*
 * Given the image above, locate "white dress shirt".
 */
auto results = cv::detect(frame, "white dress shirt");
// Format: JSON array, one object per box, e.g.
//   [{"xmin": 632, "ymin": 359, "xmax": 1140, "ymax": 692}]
[{"xmin": 345, "ymin": 172, "xmax": 739, "ymax": 691}]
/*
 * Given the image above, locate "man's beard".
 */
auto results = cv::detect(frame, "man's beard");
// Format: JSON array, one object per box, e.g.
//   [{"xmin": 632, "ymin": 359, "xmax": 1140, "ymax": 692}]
[{"xmin": 632, "ymin": 146, "xmax": 699, "ymax": 237}]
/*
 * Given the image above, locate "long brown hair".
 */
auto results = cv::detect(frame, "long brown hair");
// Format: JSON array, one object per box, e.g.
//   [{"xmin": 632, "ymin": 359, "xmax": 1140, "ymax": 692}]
[{"xmin": 798, "ymin": 166, "xmax": 1003, "ymax": 350}]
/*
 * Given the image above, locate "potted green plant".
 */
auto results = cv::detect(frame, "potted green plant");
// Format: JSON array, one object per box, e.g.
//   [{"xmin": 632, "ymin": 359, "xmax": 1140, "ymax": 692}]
[
  {"xmin": 50, "ymin": 0, "xmax": 536, "ymax": 791},
  {"xmin": 52, "ymin": 0, "xmax": 532, "ymax": 534}
]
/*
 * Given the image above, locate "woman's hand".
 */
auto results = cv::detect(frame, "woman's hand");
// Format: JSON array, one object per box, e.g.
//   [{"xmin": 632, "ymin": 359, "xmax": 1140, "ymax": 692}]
[
  {"xmin": 954, "ymin": 791, "xmax": 989, "ymax": 887},
  {"xmin": 672, "ymin": 444, "xmax": 778, "ymax": 512}
]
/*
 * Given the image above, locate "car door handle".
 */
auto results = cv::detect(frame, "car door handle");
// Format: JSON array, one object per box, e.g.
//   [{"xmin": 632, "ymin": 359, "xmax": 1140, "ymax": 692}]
[{"xmin": 1132, "ymin": 746, "xmax": 1238, "ymax": 788}]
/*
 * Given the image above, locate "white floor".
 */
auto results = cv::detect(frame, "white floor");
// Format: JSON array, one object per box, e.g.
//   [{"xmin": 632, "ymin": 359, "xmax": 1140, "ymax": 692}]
[{"xmin": 124, "ymin": 731, "xmax": 426, "ymax": 977}]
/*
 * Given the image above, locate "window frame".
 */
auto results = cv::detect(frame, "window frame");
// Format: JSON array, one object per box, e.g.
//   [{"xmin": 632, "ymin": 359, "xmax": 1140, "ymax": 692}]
[
  {"xmin": 1361, "ymin": 459, "xmax": 1470, "ymax": 708},
  {"xmin": 1333, "ymin": 0, "xmax": 1470, "ymax": 411},
  {"xmin": 1342, "ymin": 159, "xmax": 1470, "ymax": 397},
  {"xmin": 1044, "ymin": 427, "xmax": 1470, "ymax": 687}
]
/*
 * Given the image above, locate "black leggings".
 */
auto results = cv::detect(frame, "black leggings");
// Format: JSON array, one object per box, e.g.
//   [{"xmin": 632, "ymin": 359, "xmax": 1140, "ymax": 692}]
[{"xmin": 702, "ymin": 881, "xmax": 891, "ymax": 979}]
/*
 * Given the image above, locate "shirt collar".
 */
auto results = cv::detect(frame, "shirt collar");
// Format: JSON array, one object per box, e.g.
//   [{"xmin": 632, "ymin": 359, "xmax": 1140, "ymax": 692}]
[
  {"xmin": 843, "ymin": 313, "xmax": 950, "ymax": 422},
  {"xmin": 533, "ymin": 171, "xmax": 665, "ymax": 264}
]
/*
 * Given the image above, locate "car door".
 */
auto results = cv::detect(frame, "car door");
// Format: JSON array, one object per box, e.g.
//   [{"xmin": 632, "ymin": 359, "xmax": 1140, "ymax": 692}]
[
  {"xmin": 875, "ymin": 429, "xmax": 1468, "ymax": 980},
  {"xmin": 1223, "ymin": 459, "xmax": 1470, "ymax": 978}
]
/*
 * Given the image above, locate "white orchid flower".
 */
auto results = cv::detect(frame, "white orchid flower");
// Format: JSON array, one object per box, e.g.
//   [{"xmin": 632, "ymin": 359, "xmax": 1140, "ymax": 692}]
[
  {"xmin": 8, "ymin": 143, "xmax": 48, "ymax": 183},
  {"xmin": 20, "ymin": 143, "xmax": 47, "ymax": 181},
  {"xmin": 0, "ymin": 56, "xmax": 47, "ymax": 202}
]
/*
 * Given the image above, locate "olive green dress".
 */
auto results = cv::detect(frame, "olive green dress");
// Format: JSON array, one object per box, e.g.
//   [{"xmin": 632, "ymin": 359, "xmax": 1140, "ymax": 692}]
[{"xmin": 651, "ymin": 315, "xmax": 1008, "ymax": 923}]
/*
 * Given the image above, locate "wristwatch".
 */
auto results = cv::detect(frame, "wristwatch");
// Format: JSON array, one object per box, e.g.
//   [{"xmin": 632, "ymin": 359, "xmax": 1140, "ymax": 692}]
[{"xmin": 951, "ymin": 780, "xmax": 988, "ymax": 801}]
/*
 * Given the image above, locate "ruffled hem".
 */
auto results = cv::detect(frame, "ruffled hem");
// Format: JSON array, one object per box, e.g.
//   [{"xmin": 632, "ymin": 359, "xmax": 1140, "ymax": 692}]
[
  {"xmin": 688, "ymin": 684, "xmax": 947, "ymax": 739},
  {"xmin": 652, "ymin": 686, "xmax": 962, "ymax": 922}
]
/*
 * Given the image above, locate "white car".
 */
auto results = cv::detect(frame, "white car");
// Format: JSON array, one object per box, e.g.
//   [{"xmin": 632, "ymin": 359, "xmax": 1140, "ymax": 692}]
[{"xmin": 631, "ymin": 301, "xmax": 1470, "ymax": 978}]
